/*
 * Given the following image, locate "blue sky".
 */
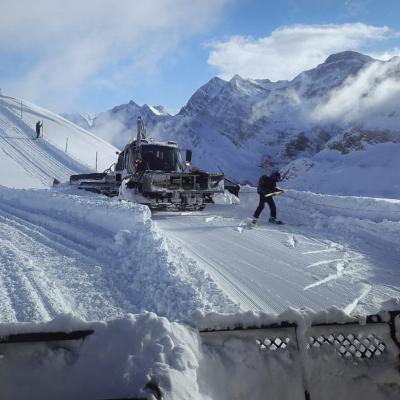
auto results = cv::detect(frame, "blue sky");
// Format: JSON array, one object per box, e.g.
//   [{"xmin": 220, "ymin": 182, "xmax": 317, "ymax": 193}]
[{"xmin": 1, "ymin": 0, "xmax": 400, "ymax": 113}]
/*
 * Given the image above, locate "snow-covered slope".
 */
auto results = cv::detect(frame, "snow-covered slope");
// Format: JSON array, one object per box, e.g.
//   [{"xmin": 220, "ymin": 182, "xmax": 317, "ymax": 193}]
[
  {"xmin": 283, "ymin": 142, "xmax": 400, "ymax": 198},
  {"xmin": 0, "ymin": 95, "xmax": 118, "ymax": 188}
]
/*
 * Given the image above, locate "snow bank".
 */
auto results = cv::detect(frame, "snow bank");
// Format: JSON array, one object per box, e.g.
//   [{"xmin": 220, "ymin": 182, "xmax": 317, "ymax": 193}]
[
  {"xmin": 213, "ymin": 190, "xmax": 240, "ymax": 205},
  {"xmin": 0, "ymin": 312, "xmax": 202, "ymax": 400},
  {"xmin": 0, "ymin": 186, "xmax": 235, "ymax": 321},
  {"xmin": 285, "ymin": 143, "xmax": 400, "ymax": 199},
  {"xmin": 196, "ymin": 307, "xmax": 400, "ymax": 400},
  {"xmin": 283, "ymin": 190, "xmax": 400, "ymax": 222},
  {"xmin": 279, "ymin": 190, "xmax": 400, "ymax": 263},
  {"xmin": 237, "ymin": 187, "xmax": 400, "ymax": 262},
  {"xmin": 1, "ymin": 307, "xmax": 399, "ymax": 400}
]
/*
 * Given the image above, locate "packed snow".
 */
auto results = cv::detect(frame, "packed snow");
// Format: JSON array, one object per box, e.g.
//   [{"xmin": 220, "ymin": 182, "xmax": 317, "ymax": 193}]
[{"xmin": 155, "ymin": 188, "xmax": 400, "ymax": 316}]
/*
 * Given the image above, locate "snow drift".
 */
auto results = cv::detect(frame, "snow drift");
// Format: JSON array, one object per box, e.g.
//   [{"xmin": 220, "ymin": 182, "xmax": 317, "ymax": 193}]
[{"xmin": 1, "ymin": 308, "xmax": 399, "ymax": 400}]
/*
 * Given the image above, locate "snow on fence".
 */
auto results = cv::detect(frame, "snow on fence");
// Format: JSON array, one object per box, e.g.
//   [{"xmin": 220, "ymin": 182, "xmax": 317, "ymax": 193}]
[
  {"xmin": 198, "ymin": 310, "xmax": 400, "ymax": 400},
  {"xmin": 0, "ymin": 310, "xmax": 398, "ymax": 400}
]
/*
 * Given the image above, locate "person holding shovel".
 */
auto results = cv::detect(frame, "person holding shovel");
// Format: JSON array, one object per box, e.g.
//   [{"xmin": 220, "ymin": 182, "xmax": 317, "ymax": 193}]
[{"xmin": 252, "ymin": 171, "xmax": 284, "ymax": 225}]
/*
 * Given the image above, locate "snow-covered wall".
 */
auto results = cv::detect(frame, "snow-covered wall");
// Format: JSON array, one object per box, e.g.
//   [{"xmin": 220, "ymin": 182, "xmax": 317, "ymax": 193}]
[{"xmin": 1, "ymin": 308, "xmax": 399, "ymax": 400}]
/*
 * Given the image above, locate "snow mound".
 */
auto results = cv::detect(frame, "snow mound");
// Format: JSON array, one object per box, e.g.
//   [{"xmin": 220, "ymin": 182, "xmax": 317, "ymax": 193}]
[
  {"xmin": 2, "ymin": 306, "xmax": 399, "ymax": 400},
  {"xmin": 0, "ymin": 186, "xmax": 236, "ymax": 322},
  {"xmin": 0, "ymin": 312, "xmax": 201, "ymax": 400},
  {"xmin": 212, "ymin": 190, "xmax": 240, "ymax": 205}
]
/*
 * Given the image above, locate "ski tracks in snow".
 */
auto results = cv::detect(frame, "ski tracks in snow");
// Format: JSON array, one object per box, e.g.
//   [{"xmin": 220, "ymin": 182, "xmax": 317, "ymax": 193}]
[
  {"xmin": 0, "ymin": 108, "xmax": 81, "ymax": 186},
  {"xmin": 0, "ymin": 201, "xmax": 127, "ymax": 323}
]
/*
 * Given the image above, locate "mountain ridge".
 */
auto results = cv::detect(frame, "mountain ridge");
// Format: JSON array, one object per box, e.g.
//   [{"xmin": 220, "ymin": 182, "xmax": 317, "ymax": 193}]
[{"xmin": 61, "ymin": 50, "xmax": 400, "ymax": 191}]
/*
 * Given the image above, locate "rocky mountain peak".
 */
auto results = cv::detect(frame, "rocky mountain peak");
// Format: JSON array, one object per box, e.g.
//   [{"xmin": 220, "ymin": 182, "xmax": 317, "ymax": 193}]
[
  {"xmin": 178, "ymin": 76, "xmax": 227, "ymax": 116},
  {"xmin": 324, "ymin": 51, "xmax": 374, "ymax": 65},
  {"xmin": 111, "ymin": 100, "xmax": 140, "ymax": 114},
  {"xmin": 292, "ymin": 51, "xmax": 375, "ymax": 98}
]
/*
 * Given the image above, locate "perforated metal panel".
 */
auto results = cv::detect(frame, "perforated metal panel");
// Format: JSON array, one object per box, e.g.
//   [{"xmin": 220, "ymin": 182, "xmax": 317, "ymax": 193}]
[
  {"xmin": 200, "ymin": 326, "xmax": 305, "ymax": 400},
  {"xmin": 256, "ymin": 336, "xmax": 291, "ymax": 351},
  {"xmin": 307, "ymin": 332, "xmax": 386, "ymax": 359},
  {"xmin": 199, "ymin": 311, "xmax": 400, "ymax": 400}
]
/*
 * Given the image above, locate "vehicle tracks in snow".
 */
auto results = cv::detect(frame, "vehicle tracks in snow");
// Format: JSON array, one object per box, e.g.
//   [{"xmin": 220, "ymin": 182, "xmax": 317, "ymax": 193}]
[
  {"xmin": 154, "ymin": 212, "xmax": 374, "ymax": 314},
  {"xmin": 0, "ymin": 202, "xmax": 128, "ymax": 322}
]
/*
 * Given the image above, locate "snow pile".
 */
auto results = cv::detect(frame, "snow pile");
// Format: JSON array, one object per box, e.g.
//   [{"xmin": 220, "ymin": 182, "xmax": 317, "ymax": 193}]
[
  {"xmin": 1, "ymin": 308, "xmax": 399, "ymax": 400},
  {"xmin": 0, "ymin": 313, "xmax": 201, "ymax": 400},
  {"xmin": 0, "ymin": 186, "xmax": 237, "ymax": 322},
  {"xmin": 213, "ymin": 190, "xmax": 240, "ymax": 205},
  {"xmin": 281, "ymin": 189, "xmax": 400, "ymax": 222}
]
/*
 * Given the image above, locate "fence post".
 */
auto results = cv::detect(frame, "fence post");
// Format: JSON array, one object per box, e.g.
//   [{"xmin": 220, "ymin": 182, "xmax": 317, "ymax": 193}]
[
  {"xmin": 20, "ymin": 101, "xmax": 23, "ymax": 119},
  {"xmin": 65, "ymin": 138, "xmax": 69, "ymax": 153},
  {"xmin": 96, "ymin": 152, "xmax": 98, "ymax": 172}
]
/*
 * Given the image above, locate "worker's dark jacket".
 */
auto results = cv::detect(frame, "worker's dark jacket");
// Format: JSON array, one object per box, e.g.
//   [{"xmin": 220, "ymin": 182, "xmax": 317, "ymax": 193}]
[{"xmin": 257, "ymin": 175, "xmax": 278, "ymax": 195}]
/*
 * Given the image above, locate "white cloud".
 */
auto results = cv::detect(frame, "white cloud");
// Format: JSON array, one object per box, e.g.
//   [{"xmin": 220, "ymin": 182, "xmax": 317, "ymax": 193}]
[
  {"xmin": 311, "ymin": 57, "xmax": 400, "ymax": 129},
  {"xmin": 207, "ymin": 23, "xmax": 397, "ymax": 81},
  {"xmin": 369, "ymin": 48, "xmax": 400, "ymax": 61},
  {"xmin": 0, "ymin": 0, "xmax": 228, "ymax": 109}
]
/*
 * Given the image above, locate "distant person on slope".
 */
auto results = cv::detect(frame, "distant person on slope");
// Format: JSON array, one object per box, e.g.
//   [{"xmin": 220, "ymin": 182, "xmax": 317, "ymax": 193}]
[
  {"xmin": 252, "ymin": 171, "xmax": 283, "ymax": 225},
  {"xmin": 35, "ymin": 120, "xmax": 42, "ymax": 139}
]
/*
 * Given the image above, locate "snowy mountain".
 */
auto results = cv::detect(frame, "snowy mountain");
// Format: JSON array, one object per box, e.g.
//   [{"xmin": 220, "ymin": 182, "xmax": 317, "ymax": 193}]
[
  {"xmin": 88, "ymin": 100, "xmax": 171, "ymax": 149},
  {"xmin": 0, "ymin": 95, "xmax": 118, "ymax": 188},
  {"xmin": 60, "ymin": 112, "xmax": 97, "ymax": 131},
  {"xmin": 69, "ymin": 51, "xmax": 400, "ymax": 197}
]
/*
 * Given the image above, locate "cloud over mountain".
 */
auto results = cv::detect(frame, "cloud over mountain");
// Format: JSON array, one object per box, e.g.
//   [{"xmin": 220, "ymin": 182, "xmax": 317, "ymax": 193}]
[{"xmin": 207, "ymin": 23, "xmax": 397, "ymax": 81}]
